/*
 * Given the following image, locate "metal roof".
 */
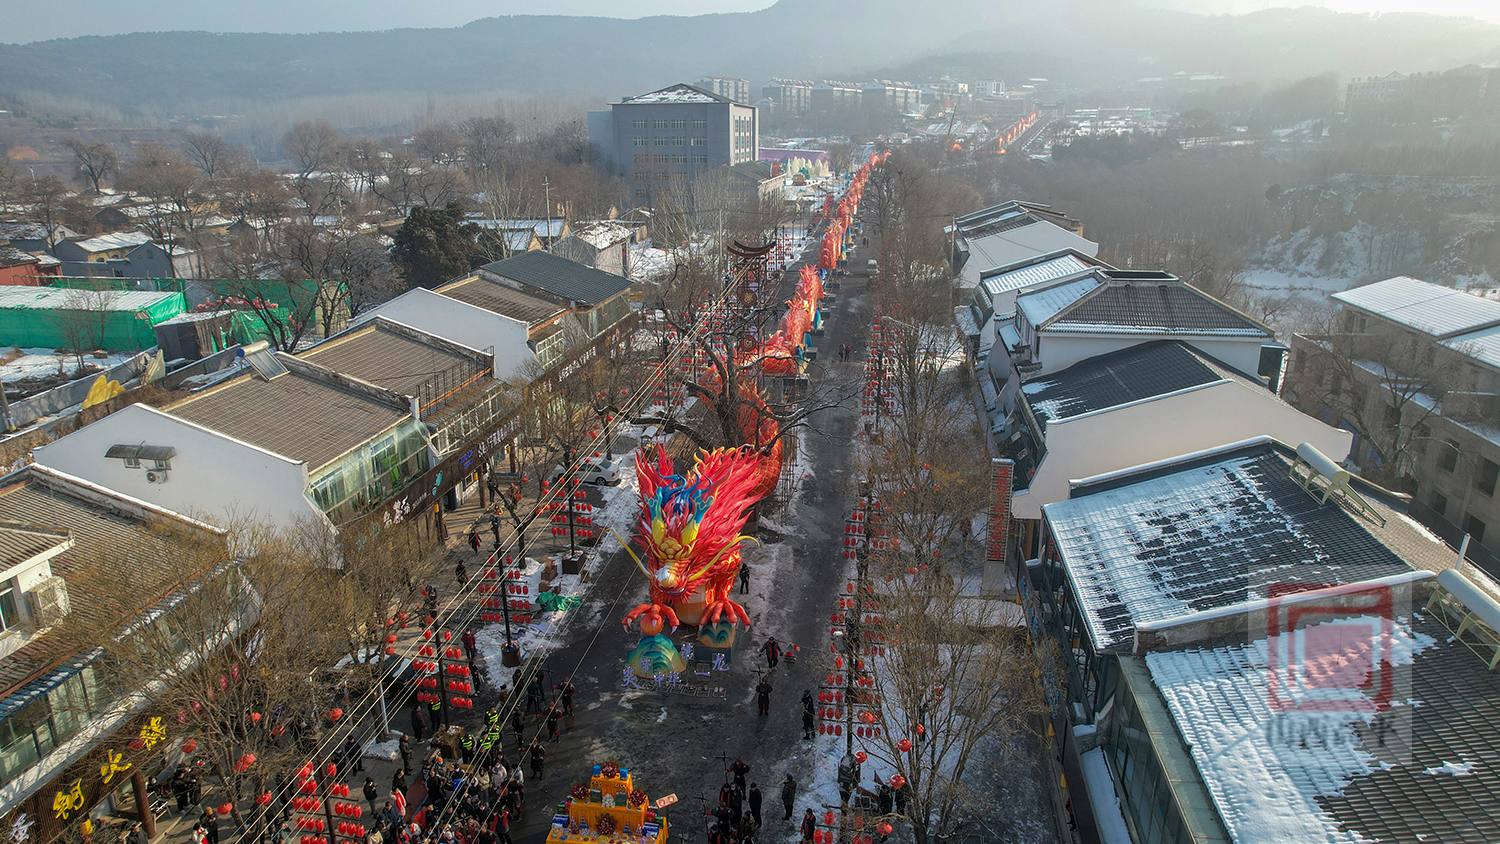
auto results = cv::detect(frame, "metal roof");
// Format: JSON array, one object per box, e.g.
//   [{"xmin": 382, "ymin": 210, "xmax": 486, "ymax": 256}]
[
  {"xmin": 1333, "ymin": 276, "xmax": 1500, "ymax": 339},
  {"xmin": 301, "ymin": 320, "xmax": 483, "ymax": 398},
  {"xmin": 1444, "ymin": 323, "xmax": 1500, "ymax": 371},
  {"xmin": 1043, "ymin": 444, "xmax": 1423, "ymax": 653},
  {"xmin": 438, "ymin": 273, "xmax": 569, "ymax": 326},
  {"xmin": 0, "ymin": 524, "xmax": 70, "ymax": 569},
  {"xmin": 479, "ymin": 250, "xmax": 633, "ymax": 307},
  {"xmin": 1016, "ymin": 275, "xmax": 1101, "ymax": 326},
  {"xmin": 979, "ymin": 251, "xmax": 1100, "ymax": 298},
  {"xmin": 0, "ymin": 287, "xmax": 178, "ymax": 312},
  {"xmin": 621, "ymin": 83, "xmax": 730, "ymax": 104},
  {"xmin": 66, "ymin": 231, "xmax": 151, "ymax": 253}
]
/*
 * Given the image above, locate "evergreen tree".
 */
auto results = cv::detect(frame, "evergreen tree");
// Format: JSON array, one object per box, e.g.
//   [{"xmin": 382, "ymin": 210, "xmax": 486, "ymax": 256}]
[{"xmin": 390, "ymin": 201, "xmax": 481, "ymax": 290}]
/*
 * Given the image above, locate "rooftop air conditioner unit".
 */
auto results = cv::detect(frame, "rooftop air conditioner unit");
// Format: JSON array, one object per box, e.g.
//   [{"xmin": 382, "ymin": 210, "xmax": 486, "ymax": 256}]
[{"xmin": 146, "ymin": 469, "xmax": 169, "ymax": 484}]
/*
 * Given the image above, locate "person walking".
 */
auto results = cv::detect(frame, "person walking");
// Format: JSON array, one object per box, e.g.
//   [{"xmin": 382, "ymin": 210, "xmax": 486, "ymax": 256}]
[
  {"xmin": 544, "ymin": 708, "xmax": 560, "ymax": 742},
  {"xmin": 526, "ymin": 676, "xmax": 543, "ymax": 714},
  {"xmin": 738, "ymin": 563, "xmax": 750, "ymax": 595},
  {"xmin": 799, "ymin": 809, "xmax": 816, "ymax": 843},
  {"xmin": 728, "ymin": 784, "xmax": 744, "ymax": 827},
  {"xmin": 461, "ymin": 629, "xmax": 477, "ymax": 670},
  {"xmin": 488, "ymin": 511, "xmax": 501, "ymax": 546},
  {"xmin": 343, "ymin": 736, "xmax": 365, "ymax": 775},
  {"xmin": 510, "ymin": 708, "xmax": 526, "ymax": 749},
  {"xmin": 780, "ymin": 775, "xmax": 796, "ymax": 821},
  {"xmin": 556, "ymin": 678, "xmax": 576, "ymax": 716},
  {"xmin": 747, "ymin": 783, "xmax": 763, "ymax": 829},
  {"xmin": 494, "ymin": 808, "xmax": 512, "ymax": 844},
  {"xmin": 730, "ymin": 758, "xmax": 749, "ymax": 793},
  {"xmin": 364, "ymin": 778, "xmax": 380, "ymax": 816},
  {"xmin": 391, "ymin": 768, "xmax": 407, "ymax": 799},
  {"xmin": 399, "ymin": 733, "xmax": 412, "ymax": 773},
  {"xmin": 800, "ymin": 691, "xmax": 816, "ymax": 740},
  {"xmin": 755, "ymin": 677, "xmax": 773, "ymax": 716},
  {"xmin": 467, "ymin": 531, "xmax": 480, "ymax": 555},
  {"xmin": 455, "ymin": 559, "xmax": 469, "ymax": 588},
  {"xmin": 760, "ymin": 637, "xmax": 781, "ymax": 671},
  {"xmin": 527, "ymin": 739, "xmax": 545, "ymax": 780},
  {"xmin": 204, "ymin": 813, "xmax": 220, "ymax": 844}
]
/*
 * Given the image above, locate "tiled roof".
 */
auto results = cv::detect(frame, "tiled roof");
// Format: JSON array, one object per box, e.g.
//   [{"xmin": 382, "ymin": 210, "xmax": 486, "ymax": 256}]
[
  {"xmin": 0, "ymin": 524, "xmax": 69, "ymax": 568},
  {"xmin": 1334, "ymin": 276, "xmax": 1500, "ymax": 339},
  {"xmin": 1021, "ymin": 341, "xmax": 1223, "ymax": 424},
  {"xmin": 301, "ymin": 320, "xmax": 482, "ymax": 399},
  {"xmin": 0, "ymin": 246, "xmax": 41, "ymax": 268},
  {"xmin": 167, "ymin": 361, "xmax": 410, "ymax": 471},
  {"xmin": 1047, "ymin": 279, "xmax": 1273, "ymax": 337},
  {"xmin": 0, "ymin": 468, "xmax": 217, "ymax": 699},
  {"xmin": 1044, "ymin": 444, "xmax": 1426, "ymax": 652},
  {"xmin": 437, "ymin": 273, "xmax": 569, "ymax": 326},
  {"xmin": 1147, "ymin": 612, "xmax": 1500, "ymax": 844},
  {"xmin": 479, "ymin": 250, "xmax": 633, "ymax": 307}
]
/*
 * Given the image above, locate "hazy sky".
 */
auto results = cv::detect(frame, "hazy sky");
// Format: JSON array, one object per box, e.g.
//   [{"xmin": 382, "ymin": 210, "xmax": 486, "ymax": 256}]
[{"xmin": 5, "ymin": 0, "xmax": 1497, "ymax": 44}]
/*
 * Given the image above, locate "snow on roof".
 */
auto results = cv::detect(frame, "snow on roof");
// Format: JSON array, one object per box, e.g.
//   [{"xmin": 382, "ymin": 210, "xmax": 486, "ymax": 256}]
[
  {"xmin": 1442, "ymin": 323, "xmax": 1500, "ymax": 372},
  {"xmin": 469, "ymin": 219, "xmax": 565, "ymax": 238},
  {"xmin": 1146, "ymin": 618, "xmax": 1439, "ymax": 844},
  {"xmin": 67, "ymin": 231, "xmax": 151, "ymax": 253},
  {"xmin": 1333, "ymin": 276, "xmax": 1500, "ymax": 339},
  {"xmin": 980, "ymin": 251, "xmax": 1099, "ymax": 298},
  {"xmin": 572, "ymin": 221, "xmax": 633, "ymax": 251},
  {"xmin": 621, "ymin": 83, "xmax": 728, "ymax": 104},
  {"xmin": 1042, "ymin": 446, "xmax": 1416, "ymax": 652},
  {"xmin": 1016, "ymin": 275, "xmax": 1101, "ymax": 326},
  {"xmin": 0, "ymin": 287, "xmax": 179, "ymax": 312}
]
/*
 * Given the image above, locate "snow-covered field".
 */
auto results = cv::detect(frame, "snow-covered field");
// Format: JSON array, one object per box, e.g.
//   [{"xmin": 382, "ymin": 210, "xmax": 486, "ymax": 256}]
[{"xmin": 0, "ymin": 347, "xmax": 137, "ymax": 385}]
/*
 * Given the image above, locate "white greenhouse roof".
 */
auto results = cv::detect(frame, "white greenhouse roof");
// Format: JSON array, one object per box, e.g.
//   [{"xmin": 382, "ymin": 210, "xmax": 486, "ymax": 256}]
[
  {"xmin": 1016, "ymin": 275, "xmax": 1100, "ymax": 327},
  {"xmin": 980, "ymin": 251, "xmax": 1097, "ymax": 298}
]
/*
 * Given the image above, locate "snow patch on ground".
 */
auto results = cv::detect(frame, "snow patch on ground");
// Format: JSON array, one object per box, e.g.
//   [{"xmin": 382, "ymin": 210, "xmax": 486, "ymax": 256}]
[
  {"xmin": 364, "ymin": 737, "xmax": 401, "ymax": 762},
  {"xmin": 1421, "ymin": 761, "xmax": 1476, "ymax": 777}
]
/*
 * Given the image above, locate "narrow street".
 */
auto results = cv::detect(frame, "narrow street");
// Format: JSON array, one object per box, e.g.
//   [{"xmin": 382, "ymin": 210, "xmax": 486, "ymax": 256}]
[{"xmin": 500, "ymin": 237, "xmax": 876, "ymax": 843}]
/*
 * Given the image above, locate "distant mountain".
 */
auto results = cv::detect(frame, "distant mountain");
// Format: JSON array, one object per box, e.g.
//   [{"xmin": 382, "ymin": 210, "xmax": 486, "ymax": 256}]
[{"xmin": 0, "ymin": 0, "xmax": 1496, "ymax": 110}]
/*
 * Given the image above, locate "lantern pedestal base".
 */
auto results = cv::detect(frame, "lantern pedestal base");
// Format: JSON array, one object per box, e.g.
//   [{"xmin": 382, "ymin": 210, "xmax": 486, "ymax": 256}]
[
  {"xmin": 561, "ymin": 555, "xmax": 583, "ymax": 576},
  {"xmin": 502, "ymin": 643, "xmax": 522, "ymax": 667}
]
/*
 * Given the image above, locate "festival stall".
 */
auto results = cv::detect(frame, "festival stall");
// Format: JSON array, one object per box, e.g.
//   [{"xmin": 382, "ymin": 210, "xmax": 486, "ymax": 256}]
[{"xmin": 546, "ymin": 762, "xmax": 668, "ymax": 843}]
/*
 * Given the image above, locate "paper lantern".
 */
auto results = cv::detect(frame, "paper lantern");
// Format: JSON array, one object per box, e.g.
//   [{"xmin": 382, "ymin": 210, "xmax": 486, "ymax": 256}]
[
  {"xmin": 256, "ymin": 792, "xmax": 273, "ymax": 806},
  {"xmin": 824, "ymin": 812, "xmax": 835, "ymax": 826},
  {"xmin": 889, "ymin": 774, "xmax": 906, "ymax": 789},
  {"xmin": 217, "ymin": 803, "xmax": 233, "ymax": 815},
  {"xmin": 250, "ymin": 712, "xmax": 262, "ymax": 724},
  {"xmin": 878, "ymin": 822, "xmax": 893, "ymax": 835},
  {"xmin": 854, "ymin": 751, "xmax": 867, "ymax": 763},
  {"xmin": 860, "ymin": 711, "xmax": 876, "ymax": 724},
  {"xmin": 181, "ymin": 740, "xmax": 198, "ymax": 754},
  {"xmin": 328, "ymin": 708, "xmax": 343, "ymax": 721}
]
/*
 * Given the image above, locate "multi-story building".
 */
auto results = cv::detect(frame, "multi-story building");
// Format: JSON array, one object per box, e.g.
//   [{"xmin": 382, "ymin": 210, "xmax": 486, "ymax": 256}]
[
  {"xmin": 695, "ymin": 76, "xmax": 751, "ymax": 104},
  {"xmin": 971, "ymin": 79, "xmax": 1004, "ymax": 98},
  {"xmin": 1282, "ymin": 275, "xmax": 1500, "ymax": 569},
  {"xmin": 810, "ymin": 81, "xmax": 863, "ymax": 113},
  {"xmin": 1345, "ymin": 72, "xmax": 1409, "ymax": 109},
  {"xmin": 761, "ymin": 79, "xmax": 814, "ymax": 116},
  {"xmin": 861, "ymin": 80, "xmax": 923, "ymax": 114},
  {"xmin": 588, "ymin": 83, "xmax": 758, "ymax": 205}
]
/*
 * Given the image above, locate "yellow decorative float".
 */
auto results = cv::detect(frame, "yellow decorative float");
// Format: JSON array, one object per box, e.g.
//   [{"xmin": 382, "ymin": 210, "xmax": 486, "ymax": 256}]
[{"xmin": 546, "ymin": 762, "xmax": 668, "ymax": 844}]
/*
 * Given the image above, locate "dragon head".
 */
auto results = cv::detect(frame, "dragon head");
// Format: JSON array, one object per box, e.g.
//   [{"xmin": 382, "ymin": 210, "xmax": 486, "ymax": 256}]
[{"xmin": 635, "ymin": 446, "xmax": 762, "ymax": 600}]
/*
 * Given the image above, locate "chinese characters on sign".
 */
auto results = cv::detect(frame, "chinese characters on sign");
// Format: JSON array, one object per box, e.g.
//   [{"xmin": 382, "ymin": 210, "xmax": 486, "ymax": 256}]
[
  {"xmin": 52, "ymin": 780, "xmax": 84, "ymax": 820},
  {"xmin": 99, "ymin": 750, "xmax": 131, "ymax": 785},
  {"xmin": 138, "ymin": 717, "xmax": 166, "ymax": 750}
]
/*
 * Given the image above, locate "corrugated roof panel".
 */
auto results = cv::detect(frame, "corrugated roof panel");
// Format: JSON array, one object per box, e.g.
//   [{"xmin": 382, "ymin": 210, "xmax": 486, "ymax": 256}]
[
  {"xmin": 1333, "ymin": 276, "xmax": 1500, "ymax": 338},
  {"xmin": 1016, "ymin": 276, "xmax": 1100, "ymax": 326},
  {"xmin": 1443, "ymin": 324, "xmax": 1500, "ymax": 371},
  {"xmin": 981, "ymin": 254, "xmax": 1093, "ymax": 297},
  {"xmin": 0, "ymin": 288, "xmax": 178, "ymax": 312}
]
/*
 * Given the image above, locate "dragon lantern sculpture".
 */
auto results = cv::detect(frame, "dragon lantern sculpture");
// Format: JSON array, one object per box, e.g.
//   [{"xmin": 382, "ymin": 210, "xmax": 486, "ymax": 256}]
[{"xmin": 619, "ymin": 153, "xmax": 888, "ymax": 674}]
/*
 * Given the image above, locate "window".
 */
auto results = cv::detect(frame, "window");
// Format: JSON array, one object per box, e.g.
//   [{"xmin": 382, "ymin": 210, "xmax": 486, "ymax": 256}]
[
  {"xmin": 0, "ymin": 579, "xmax": 17, "ymax": 632},
  {"xmin": 632, "ymin": 137, "xmax": 648, "ymax": 146},
  {"xmin": 123, "ymin": 456, "xmax": 141, "ymax": 469},
  {"xmin": 692, "ymin": 155, "xmax": 708, "ymax": 164},
  {"xmin": 1464, "ymin": 513, "xmax": 1487, "ymax": 543},
  {"xmin": 692, "ymin": 119, "xmax": 706, "ymax": 128},
  {"xmin": 1431, "ymin": 491, "xmax": 1448, "ymax": 517},
  {"xmin": 1478, "ymin": 458, "xmax": 1499, "ymax": 497},
  {"xmin": 654, "ymin": 154, "xmax": 669, "ymax": 163},
  {"xmin": 672, "ymin": 137, "xmax": 686, "ymax": 146},
  {"xmin": 670, "ymin": 119, "xmax": 687, "ymax": 129},
  {"xmin": 633, "ymin": 188, "xmax": 647, "ymax": 200},
  {"xmin": 691, "ymin": 137, "xmax": 707, "ymax": 146},
  {"xmin": 1440, "ymin": 440, "xmax": 1461, "ymax": 472},
  {"xmin": 671, "ymin": 154, "xmax": 688, "ymax": 164},
  {"xmin": 653, "ymin": 136, "xmax": 668, "ymax": 146},
  {"xmin": 631, "ymin": 120, "xmax": 646, "ymax": 129},
  {"xmin": 651, "ymin": 119, "xmax": 668, "ymax": 129}
]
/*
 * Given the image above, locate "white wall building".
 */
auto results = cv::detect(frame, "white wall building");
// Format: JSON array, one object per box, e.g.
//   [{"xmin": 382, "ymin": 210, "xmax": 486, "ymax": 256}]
[{"xmin": 351, "ymin": 287, "xmax": 538, "ymax": 381}]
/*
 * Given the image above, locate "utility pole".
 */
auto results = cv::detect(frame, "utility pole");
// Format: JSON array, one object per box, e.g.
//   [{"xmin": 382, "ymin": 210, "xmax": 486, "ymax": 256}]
[{"xmin": 543, "ymin": 177, "xmax": 553, "ymax": 253}]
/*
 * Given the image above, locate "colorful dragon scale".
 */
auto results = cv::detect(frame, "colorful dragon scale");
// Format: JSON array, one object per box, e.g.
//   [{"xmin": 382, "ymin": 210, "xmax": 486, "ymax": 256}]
[{"xmin": 622, "ymin": 446, "xmax": 764, "ymax": 632}]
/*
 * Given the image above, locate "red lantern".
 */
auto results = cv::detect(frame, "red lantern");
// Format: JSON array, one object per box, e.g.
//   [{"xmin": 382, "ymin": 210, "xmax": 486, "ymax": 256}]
[
  {"xmin": 257, "ymin": 793, "xmax": 273, "ymax": 806},
  {"xmin": 890, "ymin": 774, "xmax": 906, "ymax": 789},
  {"xmin": 878, "ymin": 822, "xmax": 893, "ymax": 835},
  {"xmin": 217, "ymin": 803, "xmax": 233, "ymax": 815},
  {"xmin": 855, "ymin": 751, "xmax": 867, "ymax": 763},
  {"xmin": 824, "ymin": 812, "xmax": 835, "ymax": 826},
  {"xmin": 326, "ymin": 763, "xmax": 338, "ymax": 778},
  {"xmin": 181, "ymin": 740, "xmax": 198, "ymax": 754},
  {"xmin": 860, "ymin": 711, "xmax": 876, "ymax": 724},
  {"xmin": 898, "ymin": 739, "xmax": 913, "ymax": 752},
  {"xmin": 328, "ymin": 708, "xmax": 343, "ymax": 722}
]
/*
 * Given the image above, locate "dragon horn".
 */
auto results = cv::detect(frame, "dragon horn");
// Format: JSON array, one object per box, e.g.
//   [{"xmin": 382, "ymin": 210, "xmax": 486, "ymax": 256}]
[{"xmin": 607, "ymin": 527, "xmax": 654, "ymax": 580}]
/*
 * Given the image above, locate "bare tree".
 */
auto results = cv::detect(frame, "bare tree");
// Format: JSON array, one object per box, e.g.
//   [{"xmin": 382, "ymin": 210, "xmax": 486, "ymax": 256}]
[
  {"xmin": 53, "ymin": 285, "xmax": 115, "ymax": 367},
  {"xmin": 119, "ymin": 142, "xmax": 202, "ymax": 255},
  {"xmin": 281, "ymin": 121, "xmax": 344, "ymax": 178},
  {"xmin": 23, "ymin": 176, "xmax": 71, "ymax": 249},
  {"xmin": 63, "ymin": 137, "xmax": 119, "ymax": 193},
  {"xmin": 182, "ymin": 133, "xmax": 245, "ymax": 183},
  {"xmin": 456, "ymin": 115, "xmax": 516, "ymax": 178}
]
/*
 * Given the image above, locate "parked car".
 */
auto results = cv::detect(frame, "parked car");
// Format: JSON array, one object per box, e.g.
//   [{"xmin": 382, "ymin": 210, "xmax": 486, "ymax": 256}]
[{"xmin": 548, "ymin": 456, "xmax": 620, "ymax": 485}]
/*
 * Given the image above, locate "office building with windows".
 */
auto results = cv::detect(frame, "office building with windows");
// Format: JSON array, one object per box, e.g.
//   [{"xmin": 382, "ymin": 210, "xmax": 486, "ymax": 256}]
[{"xmin": 588, "ymin": 83, "xmax": 759, "ymax": 204}]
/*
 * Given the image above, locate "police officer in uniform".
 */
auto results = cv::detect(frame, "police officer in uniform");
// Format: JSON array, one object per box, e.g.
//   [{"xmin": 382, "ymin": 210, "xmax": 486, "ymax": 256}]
[{"xmin": 459, "ymin": 730, "xmax": 475, "ymax": 765}]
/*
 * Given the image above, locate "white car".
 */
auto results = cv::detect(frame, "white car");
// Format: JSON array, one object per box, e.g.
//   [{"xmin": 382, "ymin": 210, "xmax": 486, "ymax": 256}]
[{"xmin": 548, "ymin": 456, "xmax": 620, "ymax": 485}]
